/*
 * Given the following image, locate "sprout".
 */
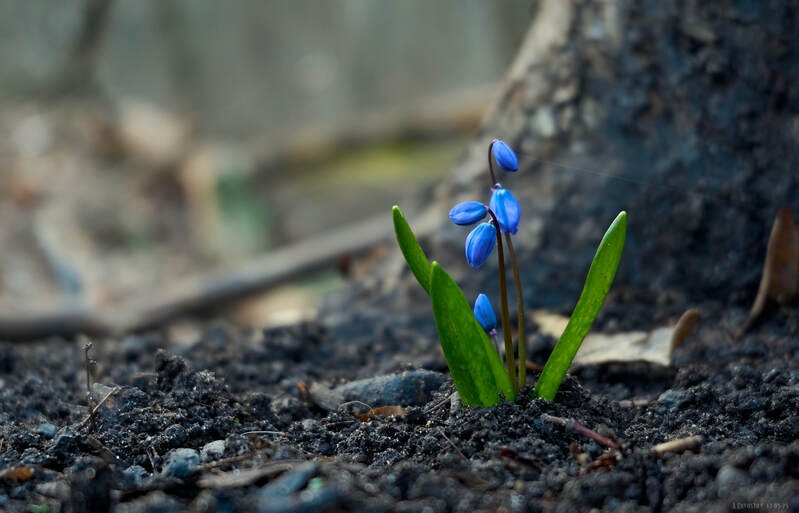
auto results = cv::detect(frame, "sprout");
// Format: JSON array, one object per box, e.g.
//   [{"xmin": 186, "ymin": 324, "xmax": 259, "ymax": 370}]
[{"xmin": 393, "ymin": 138, "xmax": 627, "ymax": 406}]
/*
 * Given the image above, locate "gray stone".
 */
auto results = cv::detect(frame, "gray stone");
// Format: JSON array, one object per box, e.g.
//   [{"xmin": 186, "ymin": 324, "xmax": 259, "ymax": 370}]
[
  {"xmin": 200, "ymin": 440, "xmax": 226, "ymax": 462},
  {"xmin": 716, "ymin": 465, "xmax": 751, "ymax": 492},
  {"xmin": 334, "ymin": 370, "xmax": 447, "ymax": 408},
  {"xmin": 260, "ymin": 462, "xmax": 318, "ymax": 499},
  {"xmin": 161, "ymin": 448, "xmax": 200, "ymax": 479},
  {"xmin": 122, "ymin": 465, "xmax": 148, "ymax": 488},
  {"xmin": 258, "ymin": 462, "xmax": 344, "ymax": 513},
  {"xmin": 657, "ymin": 389, "xmax": 686, "ymax": 409},
  {"xmin": 35, "ymin": 422, "xmax": 57, "ymax": 438}
]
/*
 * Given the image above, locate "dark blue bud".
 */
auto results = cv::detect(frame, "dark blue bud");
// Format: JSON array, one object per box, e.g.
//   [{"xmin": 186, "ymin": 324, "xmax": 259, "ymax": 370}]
[
  {"xmin": 492, "ymin": 139, "xmax": 518, "ymax": 172},
  {"xmin": 449, "ymin": 201, "xmax": 487, "ymax": 225},
  {"xmin": 465, "ymin": 222, "xmax": 497, "ymax": 269},
  {"xmin": 473, "ymin": 293, "xmax": 497, "ymax": 333},
  {"xmin": 489, "ymin": 187, "xmax": 520, "ymax": 234}
]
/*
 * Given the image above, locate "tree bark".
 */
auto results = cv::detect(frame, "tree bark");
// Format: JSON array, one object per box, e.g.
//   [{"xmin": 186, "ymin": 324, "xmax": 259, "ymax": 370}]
[{"xmin": 367, "ymin": 0, "xmax": 799, "ymax": 327}]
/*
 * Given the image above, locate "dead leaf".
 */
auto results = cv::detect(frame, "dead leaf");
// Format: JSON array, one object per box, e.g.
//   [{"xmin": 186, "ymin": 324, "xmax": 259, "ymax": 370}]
[
  {"xmin": 669, "ymin": 308, "xmax": 699, "ymax": 352},
  {"xmin": 531, "ymin": 310, "xmax": 569, "ymax": 338},
  {"xmin": 355, "ymin": 405, "xmax": 406, "ymax": 421},
  {"xmin": 573, "ymin": 328, "xmax": 672, "ymax": 367},
  {"xmin": 585, "ymin": 451, "xmax": 619, "ymax": 473},
  {"xmin": 745, "ymin": 207, "xmax": 799, "ymax": 332},
  {"xmin": 533, "ymin": 310, "xmax": 672, "ymax": 367}
]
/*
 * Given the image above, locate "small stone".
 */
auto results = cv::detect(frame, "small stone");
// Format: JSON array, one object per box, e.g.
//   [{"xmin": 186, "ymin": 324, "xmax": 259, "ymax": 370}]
[
  {"xmin": 716, "ymin": 465, "xmax": 751, "ymax": 492},
  {"xmin": 51, "ymin": 428, "xmax": 77, "ymax": 455},
  {"xmin": 35, "ymin": 423, "xmax": 57, "ymax": 438},
  {"xmin": 164, "ymin": 424, "xmax": 187, "ymax": 448},
  {"xmin": 21, "ymin": 448, "xmax": 45, "ymax": 465},
  {"xmin": 200, "ymin": 440, "xmax": 226, "ymax": 462},
  {"xmin": 334, "ymin": 370, "xmax": 447, "ymax": 408},
  {"xmin": 162, "ymin": 448, "xmax": 200, "ymax": 479},
  {"xmin": 260, "ymin": 462, "xmax": 317, "ymax": 498},
  {"xmin": 121, "ymin": 465, "xmax": 148, "ymax": 488},
  {"xmin": 656, "ymin": 389, "xmax": 686, "ymax": 409}
]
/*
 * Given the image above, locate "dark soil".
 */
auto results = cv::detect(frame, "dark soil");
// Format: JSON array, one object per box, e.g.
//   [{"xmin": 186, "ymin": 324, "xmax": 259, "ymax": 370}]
[{"xmin": 1, "ymin": 297, "xmax": 798, "ymax": 512}]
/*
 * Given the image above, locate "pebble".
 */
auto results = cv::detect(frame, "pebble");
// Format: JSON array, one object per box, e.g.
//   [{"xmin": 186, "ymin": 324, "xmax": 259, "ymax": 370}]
[
  {"xmin": 122, "ymin": 465, "xmax": 148, "ymax": 488},
  {"xmin": 259, "ymin": 462, "xmax": 343, "ymax": 513},
  {"xmin": 200, "ymin": 440, "xmax": 226, "ymax": 462},
  {"xmin": 716, "ymin": 465, "xmax": 751, "ymax": 492},
  {"xmin": 334, "ymin": 370, "xmax": 447, "ymax": 408},
  {"xmin": 161, "ymin": 448, "xmax": 200, "ymax": 479},
  {"xmin": 260, "ymin": 462, "xmax": 317, "ymax": 498},
  {"xmin": 35, "ymin": 423, "xmax": 57, "ymax": 438},
  {"xmin": 258, "ymin": 488, "xmax": 341, "ymax": 513},
  {"xmin": 656, "ymin": 389, "xmax": 686, "ymax": 409}
]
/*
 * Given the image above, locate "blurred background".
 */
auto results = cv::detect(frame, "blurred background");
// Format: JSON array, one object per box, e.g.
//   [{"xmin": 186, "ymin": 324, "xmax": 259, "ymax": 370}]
[{"xmin": 0, "ymin": 0, "xmax": 531, "ymax": 332}]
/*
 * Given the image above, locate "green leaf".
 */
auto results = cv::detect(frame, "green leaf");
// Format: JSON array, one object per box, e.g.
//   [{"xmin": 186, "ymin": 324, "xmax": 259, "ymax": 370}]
[
  {"xmin": 534, "ymin": 211, "xmax": 628, "ymax": 401},
  {"xmin": 430, "ymin": 262, "xmax": 516, "ymax": 406},
  {"xmin": 392, "ymin": 205, "xmax": 432, "ymax": 294}
]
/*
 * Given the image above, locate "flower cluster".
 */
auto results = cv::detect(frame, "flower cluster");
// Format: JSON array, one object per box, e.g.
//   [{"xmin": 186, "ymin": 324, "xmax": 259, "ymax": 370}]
[
  {"xmin": 449, "ymin": 140, "xmax": 521, "ymax": 270},
  {"xmin": 447, "ymin": 139, "xmax": 526, "ymax": 389}
]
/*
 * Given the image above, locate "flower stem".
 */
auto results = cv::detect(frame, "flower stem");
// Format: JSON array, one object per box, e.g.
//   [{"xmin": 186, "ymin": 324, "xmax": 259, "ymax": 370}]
[
  {"xmin": 487, "ymin": 140, "xmax": 498, "ymax": 188},
  {"xmin": 504, "ymin": 233, "xmax": 526, "ymax": 388},
  {"xmin": 487, "ymin": 209, "xmax": 516, "ymax": 390}
]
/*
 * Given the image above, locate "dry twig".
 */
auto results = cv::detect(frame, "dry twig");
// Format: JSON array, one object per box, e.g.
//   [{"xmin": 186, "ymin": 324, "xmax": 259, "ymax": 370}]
[{"xmin": 541, "ymin": 413, "xmax": 620, "ymax": 450}]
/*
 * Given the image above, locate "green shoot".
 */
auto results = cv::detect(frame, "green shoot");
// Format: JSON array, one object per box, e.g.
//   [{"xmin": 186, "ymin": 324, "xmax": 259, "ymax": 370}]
[
  {"xmin": 533, "ymin": 211, "xmax": 628, "ymax": 401},
  {"xmin": 392, "ymin": 206, "xmax": 432, "ymax": 294}
]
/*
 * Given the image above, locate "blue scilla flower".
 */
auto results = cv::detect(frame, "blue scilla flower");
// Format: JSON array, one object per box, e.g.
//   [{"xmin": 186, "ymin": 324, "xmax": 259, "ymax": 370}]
[
  {"xmin": 449, "ymin": 201, "xmax": 487, "ymax": 225},
  {"xmin": 465, "ymin": 222, "xmax": 497, "ymax": 268},
  {"xmin": 473, "ymin": 293, "xmax": 497, "ymax": 333},
  {"xmin": 489, "ymin": 187, "xmax": 520, "ymax": 234},
  {"xmin": 492, "ymin": 139, "xmax": 518, "ymax": 172}
]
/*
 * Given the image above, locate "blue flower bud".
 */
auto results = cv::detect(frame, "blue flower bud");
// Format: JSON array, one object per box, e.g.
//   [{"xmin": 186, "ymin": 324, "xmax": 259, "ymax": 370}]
[
  {"xmin": 492, "ymin": 139, "xmax": 518, "ymax": 172},
  {"xmin": 489, "ymin": 187, "xmax": 520, "ymax": 234},
  {"xmin": 449, "ymin": 201, "xmax": 487, "ymax": 225},
  {"xmin": 465, "ymin": 222, "xmax": 497, "ymax": 269},
  {"xmin": 473, "ymin": 293, "xmax": 497, "ymax": 333}
]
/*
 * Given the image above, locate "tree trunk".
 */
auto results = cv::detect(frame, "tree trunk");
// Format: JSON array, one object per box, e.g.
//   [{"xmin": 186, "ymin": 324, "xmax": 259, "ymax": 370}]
[{"xmin": 348, "ymin": 0, "xmax": 799, "ymax": 329}]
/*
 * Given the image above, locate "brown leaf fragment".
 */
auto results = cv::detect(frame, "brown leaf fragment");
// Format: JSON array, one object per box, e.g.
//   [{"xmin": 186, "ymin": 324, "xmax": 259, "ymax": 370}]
[
  {"xmin": 1, "ymin": 467, "xmax": 35, "ymax": 483},
  {"xmin": 585, "ymin": 451, "xmax": 619, "ymax": 473},
  {"xmin": 745, "ymin": 207, "xmax": 799, "ymax": 332},
  {"xmin": 669, "ymin": 308, "xmax": 699, "ymax": 353},
  {"xmin": 354, "ymin": 405, "xmax": 406, "ymax": 421},
  {"xmin": 297, "ymin": 381, "xmax": 309, "ymax": 403}
]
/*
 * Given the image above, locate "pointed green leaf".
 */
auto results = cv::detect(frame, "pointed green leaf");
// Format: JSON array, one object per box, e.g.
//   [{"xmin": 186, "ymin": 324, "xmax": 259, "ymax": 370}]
[
  {"xmin": 534, "ymin": 211, "xmax": 628, "ymax": 401},
  {"xmin": 392, "ymin": 205, "xmax": 432, "ymax": 294},
  {"xmin": 430, "ymin": 262, "xmax": 516, "ymax": 406}
]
